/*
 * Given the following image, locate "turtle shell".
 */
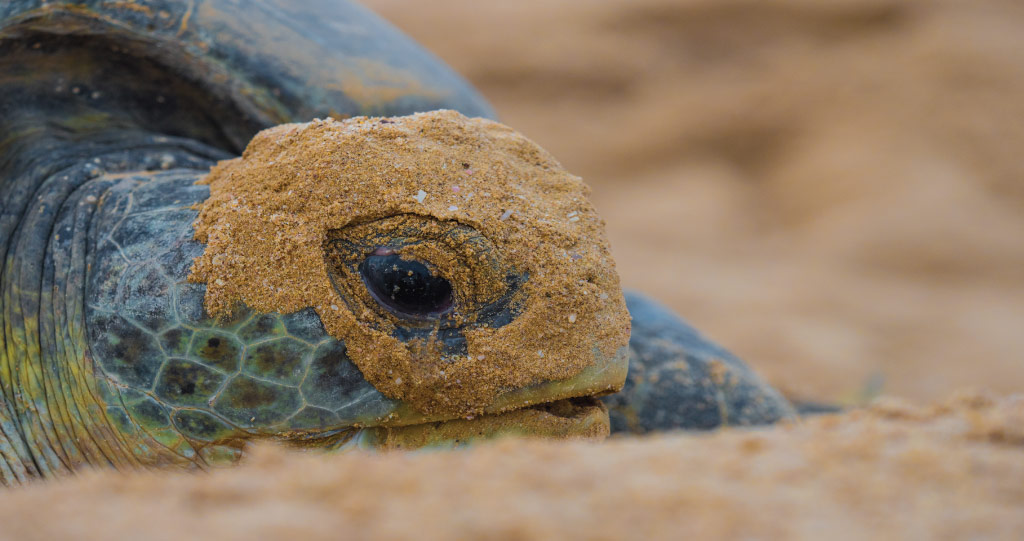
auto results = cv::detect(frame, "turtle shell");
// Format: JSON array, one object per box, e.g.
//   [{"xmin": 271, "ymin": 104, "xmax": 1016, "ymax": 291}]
[{"xmin": 0, "ymin": 0, "xmax": 494, "ymax": 151}]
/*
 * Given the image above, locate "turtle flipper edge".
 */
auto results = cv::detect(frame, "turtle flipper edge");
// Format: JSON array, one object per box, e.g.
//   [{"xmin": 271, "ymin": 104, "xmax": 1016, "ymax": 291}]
[{"xmin": 602, "ymin": 291, "xmax": 797, "ymax": 434}]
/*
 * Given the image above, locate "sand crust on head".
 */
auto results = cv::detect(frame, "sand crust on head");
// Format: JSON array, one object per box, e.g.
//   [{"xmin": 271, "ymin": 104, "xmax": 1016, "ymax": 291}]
[
  {"xmin": 2, "ymin": 391, "xmax": 1022, "ymax": 540},
  {"xmin": 188, "ymin": 110, "xmax": 630, "ymax": 416}
]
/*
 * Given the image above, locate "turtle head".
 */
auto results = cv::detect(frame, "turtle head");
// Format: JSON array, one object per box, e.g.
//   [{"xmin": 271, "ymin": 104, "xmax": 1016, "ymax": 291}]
[
  {"xmin": 190, "ymin": 110, "xmax": 633, "ymax": 441},
  {"xmin": 88, "ymin": 111, "xmax": 629, "ymax": 454}
]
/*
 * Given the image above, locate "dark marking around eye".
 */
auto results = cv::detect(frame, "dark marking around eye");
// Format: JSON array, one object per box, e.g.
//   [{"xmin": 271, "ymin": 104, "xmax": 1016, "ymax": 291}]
[{"xmin": 359, "ymin": 254, "xmax": 453, "ymax": 319}]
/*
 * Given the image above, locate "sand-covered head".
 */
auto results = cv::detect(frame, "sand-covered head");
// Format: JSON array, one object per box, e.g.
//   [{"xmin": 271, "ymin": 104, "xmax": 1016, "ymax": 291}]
[{"xmin": 189, "ymin": 110, "xmax": 630, "ymax": 418}]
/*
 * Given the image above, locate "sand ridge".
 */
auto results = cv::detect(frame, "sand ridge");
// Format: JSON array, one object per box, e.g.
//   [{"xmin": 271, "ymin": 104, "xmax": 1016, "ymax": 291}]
[{"xmin": 1, "ymin": 392, "xmax": 1021, "ymax": 540}]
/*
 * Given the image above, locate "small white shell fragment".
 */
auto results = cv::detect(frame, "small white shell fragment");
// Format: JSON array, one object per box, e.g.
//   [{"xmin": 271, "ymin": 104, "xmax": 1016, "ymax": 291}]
[
  {"xmin": 448, "ymin": 205, "xmax": 459, "ymax": 211},
  {"xmin": 599, "ymin": 293, "xmax": 610, "ymax": 300},
  {"xmin": 413, "ymin": 189, "xmax": 427, "ymax": 203},
  {"xmin": 567, "ymin": 211, "xmax": 578, "ymax": 218},
  {"xmin": 537, "ymin": 350, "xmax": 545, "ymax": 358},
  {"xmin": 330, "ymin": 304, "xmax": 339, "ymax": 311},
  {"xmin": 214, "ymin": 279, "xmax": 226, "ymax": 286},
  {"xmin": 499, "ymin": 209, "xmax": 514, "ymax": 221},
  {"xmin": 477, "ymin": 355, "xmax": 486, "ymax": 360},
  {"xmin": 568, "ymin": 313, "xmax": 577, "ymax": 323},
  {"xmin": 568, "ymin": 216, "xmax": 580, "ymax": 222}
]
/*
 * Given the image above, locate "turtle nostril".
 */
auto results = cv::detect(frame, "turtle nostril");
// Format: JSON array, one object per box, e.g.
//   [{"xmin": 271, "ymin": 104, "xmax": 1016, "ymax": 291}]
[{"xmin": 359, "ymin": 253, "xmax": 454, "ymax": 319}]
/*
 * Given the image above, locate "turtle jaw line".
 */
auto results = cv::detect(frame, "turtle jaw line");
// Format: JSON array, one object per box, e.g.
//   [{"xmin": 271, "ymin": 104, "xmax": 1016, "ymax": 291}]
[
  {"xmin": 346, "ymin": 396, "xmax": 611, "ymax": 451},
  {"xmin": 263, "ymin": 345, "xmax": 629, "ymax": 448},
  {"xmin": 243, "ymin": 398, "xmax": 606, "ymax": 456},
  {"xmin": 269, "ymin": 395, "xmax": 611, "ymax": 450},
  {"xmin": 378, "ymin": 343, "xmax": 631, "ymax": 428},
  {"xmin": 308, "ymin": 344, "xmax": 630, "ymax": 450}
]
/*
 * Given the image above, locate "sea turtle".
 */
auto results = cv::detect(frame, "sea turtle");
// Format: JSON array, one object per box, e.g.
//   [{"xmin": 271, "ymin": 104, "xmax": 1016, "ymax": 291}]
[{"xmin": 0, "ymin": 0, "xmax": 794, "ymax": 485}]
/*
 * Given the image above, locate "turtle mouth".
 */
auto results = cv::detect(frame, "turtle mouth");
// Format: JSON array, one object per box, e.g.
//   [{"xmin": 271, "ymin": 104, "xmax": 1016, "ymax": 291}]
[
  {"xmin": 350, "ymin": 396, "xmax": 610, "ymax": 450},
  {"xmin": 337, "ymin": 343, "xmax": 629, "ymax": 450},
  {"xmin": 268, "ymin": 344, "xmax": 627, "ymax": 452},
  {"xmin": 274, "ymin": 396, "xmax": 610, "ymax": 452}
]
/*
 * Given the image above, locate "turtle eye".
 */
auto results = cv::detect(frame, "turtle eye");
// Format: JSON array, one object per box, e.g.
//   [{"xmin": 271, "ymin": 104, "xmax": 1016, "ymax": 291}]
[{"xmin": 359, "ymin": 253, "xmax": 454, "ymax": 319}]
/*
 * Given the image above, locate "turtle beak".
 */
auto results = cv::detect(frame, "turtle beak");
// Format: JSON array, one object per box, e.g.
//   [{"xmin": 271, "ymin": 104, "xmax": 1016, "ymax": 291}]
[{"xmin": 482, "ymin": 343, "xmax": 630, "ymax": 416}]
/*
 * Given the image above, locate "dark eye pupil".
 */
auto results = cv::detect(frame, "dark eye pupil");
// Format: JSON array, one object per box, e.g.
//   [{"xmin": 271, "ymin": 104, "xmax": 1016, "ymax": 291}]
[{"xmin": 359, "ymin": 254, "xmax": 454, "ymax": 318}]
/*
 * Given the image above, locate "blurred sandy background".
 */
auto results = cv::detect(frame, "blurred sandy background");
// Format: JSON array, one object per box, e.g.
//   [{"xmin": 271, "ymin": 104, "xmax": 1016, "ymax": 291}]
[{"xmin": 365, "ymin": 0, "xmax": 1024, "ymax": 403}]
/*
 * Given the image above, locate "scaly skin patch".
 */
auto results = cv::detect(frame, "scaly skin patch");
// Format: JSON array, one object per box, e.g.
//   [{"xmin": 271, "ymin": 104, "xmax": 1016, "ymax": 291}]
[{"xmin": 190, "ymin": 111, "xmax": 632, "ymax": 417}]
